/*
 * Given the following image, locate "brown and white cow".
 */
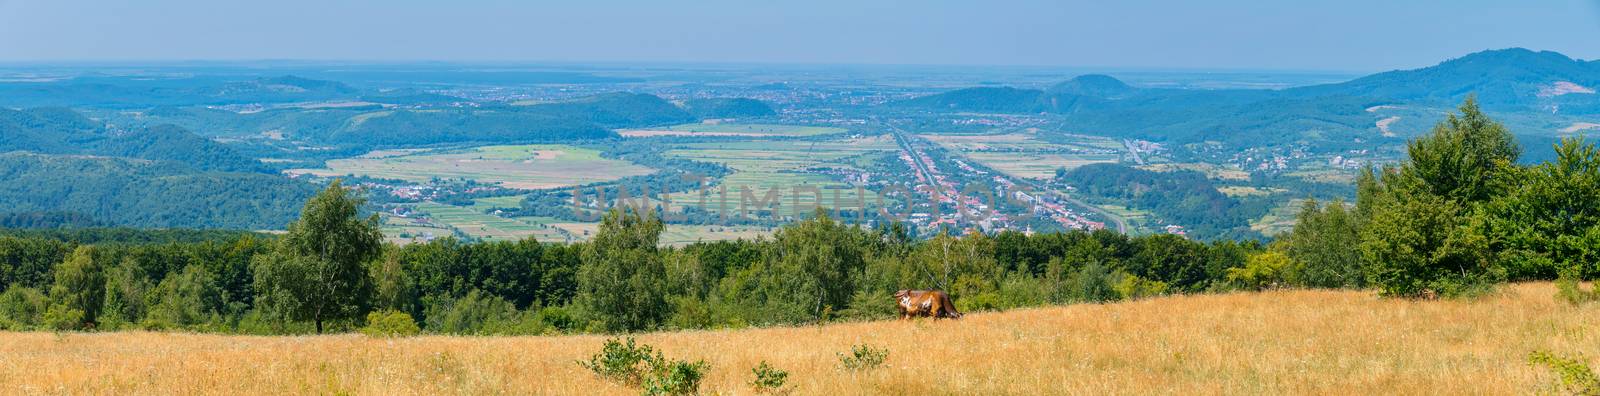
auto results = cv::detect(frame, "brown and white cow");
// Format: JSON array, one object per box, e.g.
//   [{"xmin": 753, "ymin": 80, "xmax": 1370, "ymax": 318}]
[{"xmin": 894, "ymin": 289, "xmax": 963, "ymax": 320}]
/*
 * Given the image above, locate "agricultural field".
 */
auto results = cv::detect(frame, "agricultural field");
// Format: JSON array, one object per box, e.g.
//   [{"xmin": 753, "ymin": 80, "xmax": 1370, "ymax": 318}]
[
  {"xmin": 1251, "ymin": 198, "xmax": 1309, "ymax": 236},
  {"xmin": 1216, "ymin": 185, "xmax": 1283, "ymax": 197},
  {"xmin": 407, "ymin": 201, "xmax": 569, "ymax": 243},
  {"xmin": 392, "ymin": 196, "xmax": 772, "ymax": 245},
  {"xmin": 1098, "ymin": 204, "xmax": 1155, "ymax": 234},
  {"xmin": 1140, "ymin": 162, "xmax": 1252, "ymax": 181},
  {"xmin": 921, "ymin": 132, "xmax": 1123, "ymax": 179},
  {"xmin": 290, "ymin": 145, "xmax": 654, "ymax": 190},
  {"xmin": 664, "ymin": 135, "xmax": 897, "ymax": 214},
  {"xmin": 3, "ymin": 283, "xmax": 1590, "ymax": 395},
  {"xmin": 619, "ymin": 123, "xmax": 847, "ymax": 138},
  {"xmin": 1286, "ymin": 165, "xmax": 1361, "ymax": 185}
]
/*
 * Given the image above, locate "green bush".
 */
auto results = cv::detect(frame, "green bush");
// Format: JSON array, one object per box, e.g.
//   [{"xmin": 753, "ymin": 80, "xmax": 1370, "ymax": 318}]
[
  {"xmin": 750, "ymin": 360, "xmax": 790, "ymax": 393},
  {"xmin": 838, "ymin": 344, "xmax": 889, "ymax": 371},
  {"xmin": 642, "ymin": 357, "xmax": 709, "ymax": 396},
  {"xmin": 43, "ymin": 305, "xmax": 85, "ymax": 331},
  {"xmin": 1113, "ymin": 271, "xmax": 1169, "ymax": 300},
  {"xmin": 1529, "ymin": 351, "xmax": 1600, "ymax": 395},
  {"xmin": 579, "ymin": 338, "xmax": 709, "ymax": 395},
  {"xmin": 1064, "ymin": 261, "xmax": 1120, "ymax": 303},
  {"xmin": 0, "ymin": 287, "xmax": 48, "ymax": 330},
  {"xmin": 1226, "ymin": 251, "xmax": 1293, "ymax": 291},
  {"xmin": 423, "ymin": 290, "xmax": 548, "ymax": 335},
  {"xmin": 580, "ymin": 338, "xmax": 657, "ymax": 385},
  {"xmin": 362, "ymin": 310, "xmax": 421, "ymax": 337}
]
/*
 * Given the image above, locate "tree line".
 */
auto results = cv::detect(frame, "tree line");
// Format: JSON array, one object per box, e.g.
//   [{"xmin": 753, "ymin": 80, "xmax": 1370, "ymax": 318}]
[{"xmin": 0, "ymin": 179, "xmax": 1265, "ymax": 334}]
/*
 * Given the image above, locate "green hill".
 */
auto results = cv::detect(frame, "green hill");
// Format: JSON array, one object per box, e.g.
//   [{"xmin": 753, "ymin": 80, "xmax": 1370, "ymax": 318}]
[
  {"xmin": 0, "ymin": 107, "xmax": 264, "ymax": 173},
  {"xmin": 0, "ymin": 152, "xmax": 316, "ymax": 229}
]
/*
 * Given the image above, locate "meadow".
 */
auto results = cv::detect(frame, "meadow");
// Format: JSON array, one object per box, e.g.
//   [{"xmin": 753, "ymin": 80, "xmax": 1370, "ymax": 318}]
[
  {"xmin": 0, "ymin": 283, "xmax": 1590, "ymax": 395},
  {"xmin": 291, "ymin": 145, "xmax": 653, "ymax": 190}
]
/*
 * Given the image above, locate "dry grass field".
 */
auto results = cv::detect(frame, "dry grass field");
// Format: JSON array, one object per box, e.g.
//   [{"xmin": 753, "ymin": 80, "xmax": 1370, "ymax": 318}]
[{"xmin": 1, "ymin": 283, "xmax": 1593, "ymax": 395}]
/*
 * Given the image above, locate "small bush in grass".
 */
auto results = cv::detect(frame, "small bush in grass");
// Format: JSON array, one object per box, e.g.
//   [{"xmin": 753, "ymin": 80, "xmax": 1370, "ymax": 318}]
[
  {"xmin": 643, "ymin": 358, "xmax": 709, "ymax": 396},
  {"xmin": 361, "ymin": 310, "xmax": 420, "ymax": 337},
  {"xmin": 750, "ymin": 361, "xmax": 789, "ymax": 393},
  {"xmin": 580, "ymin": 338, "xmax": 656, "ymax": 385},
  {"xmin": 838, "ymin": 344, "xmax": 889, "ymax": 371},
  {"xmin": 580, "ymin": 338, "xmax": 710, "ymax": 395},
  {"xmin": 1555, "ymin": 274, "xmax": 1599, "ymax": 305},
  {"xmin": 1528, "ymin": 350, "xmax": 1600, "ymax": 395}
]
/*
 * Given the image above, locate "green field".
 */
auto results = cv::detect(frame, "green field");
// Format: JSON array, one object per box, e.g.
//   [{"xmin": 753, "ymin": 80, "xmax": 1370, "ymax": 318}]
[
  {"xmin": 1251, "ymin": 198, "xmax": 1308, "ymax": 237},
  {"xmin": 1098, "ymin": 204, "xmax": 1155, "ymax": 234},
  {"xmin": 665, "ymin": 135, "xmax": 895, "ymax": 214},
  {"xmin": 291, "ymin": 144, "xmax": 654, "ymax": 190},
  {"xmin": 411, "ymin": 201, "xmax": 569, "ymax": 242},
  {"xmin": 964, "ymin": 152, "xmax": 1120, "ymax": 179},
  {"xmin": 923, "ymin": 132, "xmax": 1123, "ymax": 179},
  {"xmin": 388, "ymin": 195, "xmax": 774, "ymax": 246},
  {"xmin": 620, "ymin": 123, "xmax": 847, "ymax": 137}
]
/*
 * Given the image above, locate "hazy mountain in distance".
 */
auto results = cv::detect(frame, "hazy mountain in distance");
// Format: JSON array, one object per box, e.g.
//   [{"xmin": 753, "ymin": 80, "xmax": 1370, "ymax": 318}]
[
  {"xmin": 1295, "ymin": 48, "xmax": 1600, "ymax": 112},
  {"xmin": 1047, "ymin": 74, "xmax": 1136, "ymax": 98}
]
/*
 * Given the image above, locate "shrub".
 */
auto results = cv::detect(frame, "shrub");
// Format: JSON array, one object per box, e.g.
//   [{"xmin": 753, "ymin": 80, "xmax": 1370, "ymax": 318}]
[
  {"xmin": 837, "ymin": 290, "xmax": 895, "ymax": 321},
  {"xmin": 1529, "ymin": 351, "xmax": 1600, "ymax": 395},
  {"xmin": 362, "ymin": 310, "xmax": 421, "ymax": 337},
  {"xmin": 580, "ymin": 337, "xmax": 709, "ymax": 395},
  {"xmin": 1063, "ymin": 261, "xmax": 1119, "ymax": 303},
  {"xmin": 423, "ymin": 290, "xmax": 548, "ymax": 335},
  {"xmin": 642, "ymin": 358, "xmax": 709, "ymax": 396},
  {"xmin": 1113, "ymin": 271, "xmax": 1169, "ymax": 300},
  {"xmin": 580, "ymin": 338, "xmax": 656, "ymax": 385},
  {"xmin": 1555, "ymin": 274, "xmax": 1600, "ymax": 305},
  {"xmin": 750, "ymin": 361, "xmax": 790, "ymax": 393},
  {"xmin": 838, "ymin": 344, "xmax": 889, "ymax": 371},
  {"xmin": 0, "ymin": 287, "xmax": 48, "ymax": 330},
  {"xmin": 1226, "ymin": 251, "xmax": 1293, "ymax": 291}
]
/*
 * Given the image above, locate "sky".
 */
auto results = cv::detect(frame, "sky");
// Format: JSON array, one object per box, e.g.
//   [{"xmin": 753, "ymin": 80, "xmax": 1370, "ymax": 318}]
[{"xmin": 1, "ymin": 0, "xmax": 1598, "ymax": 72}]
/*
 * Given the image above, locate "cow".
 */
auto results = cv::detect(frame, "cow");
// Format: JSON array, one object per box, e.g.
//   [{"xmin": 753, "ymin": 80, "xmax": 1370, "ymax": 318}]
[{"xmin": 894, "ymin": 289, "xmax": 963, "ymax": 320}]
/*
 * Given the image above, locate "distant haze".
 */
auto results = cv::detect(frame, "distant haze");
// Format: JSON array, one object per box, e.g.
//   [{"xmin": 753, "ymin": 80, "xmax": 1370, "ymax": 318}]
[{"xmin": 2, "ymin": 0, "xmax": 1598, "ymax": 71}]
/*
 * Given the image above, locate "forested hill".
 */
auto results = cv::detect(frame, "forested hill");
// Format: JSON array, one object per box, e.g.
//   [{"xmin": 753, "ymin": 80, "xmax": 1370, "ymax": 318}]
[
  {"xmin": 897, "ymin": 48, "xmax": 1599, "ymax": 147},
  {"xmin": 1292, "ymin": 48, "xmax": 1600, "ymax": 112},
  {"xmin": 1063, "ymin": 163, "xmax": 1268, "ymax": 240},
  {"xmin": 116, "ymin": 92, "xmax": 772, "ymax": 148},
  {"xmin": 0, "ymin": 107, "xmax": 264, "ymax": 173},
  {"xmin": 0, "ymin": 107, "xmax": 316, "ymax": 229},
  {"xmin": 0, "ymin": 152, "xmax": 316, "ymax": 229}
]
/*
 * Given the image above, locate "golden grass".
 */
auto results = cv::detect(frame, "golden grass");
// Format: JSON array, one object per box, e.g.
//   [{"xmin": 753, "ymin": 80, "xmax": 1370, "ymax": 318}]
[{"xmin": 1, "ymin": 283, "xmax": 1593, "ymax": 395}]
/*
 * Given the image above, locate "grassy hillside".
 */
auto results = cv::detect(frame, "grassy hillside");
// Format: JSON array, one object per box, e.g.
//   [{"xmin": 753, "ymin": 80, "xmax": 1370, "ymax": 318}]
[{"xmin": 0, "ymin": 283, "xmax": 1590, "ymax": 394}]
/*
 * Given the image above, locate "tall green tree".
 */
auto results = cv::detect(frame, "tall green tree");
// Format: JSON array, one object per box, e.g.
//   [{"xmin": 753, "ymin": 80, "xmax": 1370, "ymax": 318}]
[
  {"xmin": 1485, "ymin": 137, "xmax": 1600, "ymax": 280},
  {"xmin": 1282, "ymin": 199, "xmax": 1364, "ymax": 288},
  {"xmin": 575, "ymin": 208, "xmax": 667, "ymax": 332},
  {"xmin": 252, "ymin": 180, "xmax": 382, "ymax": 333},
  {"xmin": 1361, "ymin": 98, "xmax": 1512, "ymax": 297},
  {"xmin": 46, "ymin": 246, "xmax": 104, "ymax": 330},
  {"xmin": 771, "ymin": 210, "xmax": 868, "ymax": 318},
  {"xmin": 1398, "ymin": 96, "xmax": 1520, "ymax": 203}
]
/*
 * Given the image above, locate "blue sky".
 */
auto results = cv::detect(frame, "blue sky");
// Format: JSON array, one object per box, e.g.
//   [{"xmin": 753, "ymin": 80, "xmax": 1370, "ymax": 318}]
[{"xmin": 1, "ymin": 0, "xmax": 1597, "ymax": 71}]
